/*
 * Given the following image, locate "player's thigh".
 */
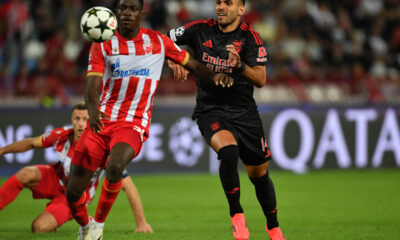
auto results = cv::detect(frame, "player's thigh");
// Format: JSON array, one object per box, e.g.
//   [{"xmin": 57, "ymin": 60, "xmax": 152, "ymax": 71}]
[
  {"xmin": 236, "ymin": 118, "xmax": 271, "ymax": 168},
  {"xmin": 109, "ymin": 127, "xmax": 143, "ymax": 167},
  {"xmin": 16, "ymin": 166, "xmax": 41, "ymax": 188},
  {"xmin": 73, "ymin": 128, "xmax": 109, "ymax": 172},
  {"xmin": 196, "ymin": 113, "xmax": 238, "ymax": 152},
  {"xmin": 31, "ymin": 165, "xmax": 62, "ymax": 199}
]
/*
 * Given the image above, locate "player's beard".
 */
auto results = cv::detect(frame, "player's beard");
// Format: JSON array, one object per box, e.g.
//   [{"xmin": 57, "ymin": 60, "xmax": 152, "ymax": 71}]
[
  {"xmin": 218, "ymin": 17, "xmax": 237, "ymax": 29},
  {"xmin": 217, "ymin": 11, "xmax": 239, "ymax": 29}
]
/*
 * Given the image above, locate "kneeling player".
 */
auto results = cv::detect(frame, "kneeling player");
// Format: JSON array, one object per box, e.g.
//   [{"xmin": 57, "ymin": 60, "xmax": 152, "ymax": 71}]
[{"xmin": 0, "ymin": 103, "xmax": 152, "ymax": 234}]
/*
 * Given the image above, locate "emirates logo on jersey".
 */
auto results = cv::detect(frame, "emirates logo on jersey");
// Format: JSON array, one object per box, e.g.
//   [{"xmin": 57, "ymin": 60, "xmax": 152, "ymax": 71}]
[{"xmin": 233, "ymin": 40, "xmax": 243, "ymax": 53}]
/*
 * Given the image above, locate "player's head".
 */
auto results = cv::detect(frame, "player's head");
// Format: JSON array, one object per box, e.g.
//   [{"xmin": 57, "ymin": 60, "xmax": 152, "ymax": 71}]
[
  {"xmin": 116, "ymin": 0, "xmax": 144, "ymax": 34},
  {"xmin": 216, "ymin": 0, "xmax": 246, "ymax": 28},
  {"xmin": 71, "ymin": 102, "xmax": 89, "ymax": 140}
]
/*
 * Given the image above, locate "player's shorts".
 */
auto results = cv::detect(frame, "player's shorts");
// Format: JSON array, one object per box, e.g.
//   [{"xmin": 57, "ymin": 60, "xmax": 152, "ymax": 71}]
[
  {"xmin": 32, "ymin": 165, "xmax": 73, "ymax": 226},
  {"xmin": 196, "ymin": 111, "xmax": 271, "ymax": 166},
  {"xmin": 73, "ymin": 120, "xmax": 143, "ymax": 172}
]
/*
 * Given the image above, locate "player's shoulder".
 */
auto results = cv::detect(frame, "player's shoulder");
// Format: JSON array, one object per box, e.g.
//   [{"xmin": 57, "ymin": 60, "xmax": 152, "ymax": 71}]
[
  {"xmin": 46, "ymin": 126, "xmax": 73, "ymax": 138},
  {"xmin": 239, "ymin": 22, "xmax": 264, "ymax": 46},
  {"xmin": 185, "ymin": 18, "xmax": 217, "ymax": 29},
  {"xmin": 141, "ymin": 27, "xmax": 163, "ymax": 37}
]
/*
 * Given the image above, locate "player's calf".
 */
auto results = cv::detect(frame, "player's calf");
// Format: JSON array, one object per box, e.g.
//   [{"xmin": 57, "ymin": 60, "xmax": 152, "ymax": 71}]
[{"xmin": 0, "ymin": 175, "xmax": 24, "ymax": 210}]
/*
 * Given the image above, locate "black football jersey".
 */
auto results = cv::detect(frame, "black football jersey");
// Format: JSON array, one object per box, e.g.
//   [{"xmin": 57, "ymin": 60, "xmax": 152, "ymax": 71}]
[{"xmin": 168, "ymin": 19, "xmax": 267, "ymax": 119}]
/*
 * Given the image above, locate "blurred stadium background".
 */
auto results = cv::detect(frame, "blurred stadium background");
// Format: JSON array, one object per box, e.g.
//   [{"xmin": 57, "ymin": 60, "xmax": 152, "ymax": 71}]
[
  {"xmin": 0, "ymin": 0, "xmax": 400, "ymax": 239},
  {"xmin": 0, "ymin": 0, "xmax": 399, "ymax": 107},
  {"xmin": 0, "ymin": 0, "xmax": 399, "ymax": 173}
]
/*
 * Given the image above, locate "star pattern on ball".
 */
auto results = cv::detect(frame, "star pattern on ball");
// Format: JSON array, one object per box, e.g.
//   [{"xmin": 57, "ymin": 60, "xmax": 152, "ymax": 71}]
[
  {"xmin": 81, "ymin": 20, "xmax": 91, "ymax": 35},
  {"xmin": 97, "ymin": 17, "xmax": 109, "ymax": 35},
  {"xmin": 88, "ymin": 8, "xmax": 98, "ymax": 17}
]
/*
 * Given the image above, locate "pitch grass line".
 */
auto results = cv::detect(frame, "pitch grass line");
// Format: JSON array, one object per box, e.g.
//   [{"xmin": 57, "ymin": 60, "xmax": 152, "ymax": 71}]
[{"xmin": 0, "ymin": 169, "xmax": 399, "ymax": 240}]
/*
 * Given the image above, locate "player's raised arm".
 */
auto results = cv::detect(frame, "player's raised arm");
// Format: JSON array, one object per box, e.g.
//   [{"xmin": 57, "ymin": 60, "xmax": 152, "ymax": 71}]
[
  {"xmin": 161, "ymin": 34, "xmax": 233, "ymax": 87},
  {"xmin": 121, "ymin": 177, "xmax": 153, "ymax": 233},
  {"xmin": 0, "ymin": 135, "xmax": 43, "ymax": 155},
  {"xmin": 226, "ymin": 44, "xmax": 266, "ymax": 88},
  {"xmin": 85, "ymin": 75, "xmax": 108, "ymax": 133}
]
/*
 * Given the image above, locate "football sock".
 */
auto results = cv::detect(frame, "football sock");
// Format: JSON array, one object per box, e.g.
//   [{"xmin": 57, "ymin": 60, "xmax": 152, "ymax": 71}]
[
  {"xmin": 94, "ymin": 177, "xmax": 122, "ymax": 223},
  {"xmin": 69, "ymin": 192, "xmax": 90, "ymax": 227},
  {"xmin": 218, "ymin": 145, "xmax": 243, "ymax": 217},
  {"xmin": 0, "ymin": 175, "xmax": 24, "ymax": 210},
  {"xmin": 249, "ymin": 172, "xmax": 279, "ymax": 229}
]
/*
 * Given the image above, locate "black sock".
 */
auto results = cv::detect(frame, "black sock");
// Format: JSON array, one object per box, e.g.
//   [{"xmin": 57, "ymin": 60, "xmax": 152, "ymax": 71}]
[
  {"xmin": 218, "ymin": 145, "xmax": 243, "ymax": 217},
  {"xmin": 249, "ymin": 171, "xmax": 279, "ymax": 229}
]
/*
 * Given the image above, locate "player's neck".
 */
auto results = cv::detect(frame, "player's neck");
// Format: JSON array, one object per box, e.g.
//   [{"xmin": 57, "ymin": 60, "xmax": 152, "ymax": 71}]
[
  {"xmin": 218, "ymin": 19, "xmax": 241, "ymax": 33},
  {"xmin": 119, "ymin": 27, "xmax": 140, "ymax": 39}
]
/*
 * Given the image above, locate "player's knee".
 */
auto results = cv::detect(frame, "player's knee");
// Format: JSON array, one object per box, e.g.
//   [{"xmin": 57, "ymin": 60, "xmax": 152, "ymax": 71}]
[
  {"xmin": 247, "ymin": 162, "xmax": 269, "ymax": 178},
  {"xmin": 66, "ymin": 188, "xmax": 82, "ymax": 203},
  {"xmin": 218, "ymin": 145, "xmax": 239, "ymax": 171},
  {"xmin": 106, "ymin": 161, "xmax": 124, "ymax": 182},
  {"xmin": 31, "ymin": 220, "xmax": 55, "ymax": 233},
  {"xmin": 16, "ymin": 167, "xmax": 40, "ymax": 186},
  {"xmin": 249, "ymin": 171, "xmax": 269, "ymax": 186}
]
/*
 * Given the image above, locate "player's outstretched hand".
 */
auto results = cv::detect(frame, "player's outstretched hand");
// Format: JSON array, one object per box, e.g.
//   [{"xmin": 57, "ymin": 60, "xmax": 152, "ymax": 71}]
[
  {"xmin": 226, "ymin": 44, "xmax": 241, "ymax": 69},
  {"xmin": 167, "ymin": 59, "xmax": 189, "ymax": 82},
  {"xmin": 213, "ymin": 73, "xmax": 234, "ymax": 88},
  {"xmin": 135, "ymin": 222, "xmax": 154, "ymax": 233},
  {"xmin": 88, "ymin": 109, "xmax": 108, "ymax": 133}
]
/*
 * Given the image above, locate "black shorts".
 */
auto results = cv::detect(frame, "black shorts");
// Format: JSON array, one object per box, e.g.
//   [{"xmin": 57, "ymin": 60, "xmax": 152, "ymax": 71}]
[{"xmin": 196, "ymin": 111, "xmax": 271, "ymax": 166}]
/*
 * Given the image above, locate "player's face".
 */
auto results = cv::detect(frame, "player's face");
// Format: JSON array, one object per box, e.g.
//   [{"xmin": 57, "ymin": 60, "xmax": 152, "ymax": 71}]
[
  {"xmin": 71, "ymin": 109, "xmax": 89, "ymax": 139},
  {"xmin": 116, "ymin": 0, "xmax": 143, "ymax": 32},
  {"xmin": 216, "ymin": 0, "xmax": 245, "ymax": 27}
]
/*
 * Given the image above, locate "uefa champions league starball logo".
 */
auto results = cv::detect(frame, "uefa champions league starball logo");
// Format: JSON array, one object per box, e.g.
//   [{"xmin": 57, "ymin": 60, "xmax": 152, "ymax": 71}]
[
  {"xmin": 169, "ymin": 117, "xmax": 204, "ymax": 167},
  {"xmin": 175, "ymin": 26, "xmax": 185, "ymax": 36}
]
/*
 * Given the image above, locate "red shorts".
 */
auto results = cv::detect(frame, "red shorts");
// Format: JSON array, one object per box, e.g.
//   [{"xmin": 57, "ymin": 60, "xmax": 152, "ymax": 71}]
[
  {"xmin": 72, "ymin": 120, "xmax": 143, "ymax": 172},
  {"xmin": 32, "ymin": 165, "xmax": 72, "ymax": 226}
]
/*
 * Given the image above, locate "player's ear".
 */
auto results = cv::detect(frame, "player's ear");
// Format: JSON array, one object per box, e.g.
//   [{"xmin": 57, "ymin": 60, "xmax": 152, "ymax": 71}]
[
  {"xmin": 139, "ymin": 10, "xmax": 145, "ymax": 21},
  {"xmin": 238, "ymin": 5, "xmax": 245, "ymax": 17}
]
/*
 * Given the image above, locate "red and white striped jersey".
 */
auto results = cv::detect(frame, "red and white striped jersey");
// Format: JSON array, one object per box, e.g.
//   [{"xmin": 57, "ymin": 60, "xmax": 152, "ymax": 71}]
[
  {"xmin": 87, "ymin": 28, "xmax": 189, "ymax": 139},
  {"xmin": 42, "ymin": 127, "xmax": 103, "ymax": 202}
]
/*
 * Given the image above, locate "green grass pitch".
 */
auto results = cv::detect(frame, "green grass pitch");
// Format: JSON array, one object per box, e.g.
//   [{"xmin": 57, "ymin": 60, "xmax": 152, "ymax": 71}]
[{"xmin": 0, "ymin": 169, "xmax": 399, "ymax": 240}]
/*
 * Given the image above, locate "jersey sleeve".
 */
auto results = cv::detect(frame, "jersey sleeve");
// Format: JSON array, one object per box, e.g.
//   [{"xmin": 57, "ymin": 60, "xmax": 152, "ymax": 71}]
[
  {"xmin": 167, "ymin": 20, "xmax": 205, "ymax": 46},
  {"xmin": 87, "ymin": 43, "xmax": 105, "ymax": 77},
  {"xmin": 161, "ymin": 35, "xmax": 189, "ymax": 65},
  {"xmin": 244, "ymin": 28, "xmax": 268, "ymax": 67},
  {"xmin": 41, "ymin": 127, "xmax": 68, "ymax": 148}
]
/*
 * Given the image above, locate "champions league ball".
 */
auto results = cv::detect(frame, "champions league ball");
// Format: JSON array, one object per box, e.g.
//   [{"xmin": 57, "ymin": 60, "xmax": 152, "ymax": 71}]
[{"xmin": 80, "ymin": 6, "xmax": 117, "ymax": 42}]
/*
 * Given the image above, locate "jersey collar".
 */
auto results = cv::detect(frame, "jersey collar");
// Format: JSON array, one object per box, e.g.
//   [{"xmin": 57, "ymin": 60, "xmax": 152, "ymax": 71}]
[{"xmin": 215, "ymin": 20, "xmax": 242, "ymax": 35}]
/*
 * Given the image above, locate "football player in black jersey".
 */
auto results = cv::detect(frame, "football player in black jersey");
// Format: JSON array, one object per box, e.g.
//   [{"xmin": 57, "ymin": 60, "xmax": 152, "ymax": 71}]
[{"xmin": 167, "ymin": 0, "xmax": 285, "ymax": 240}]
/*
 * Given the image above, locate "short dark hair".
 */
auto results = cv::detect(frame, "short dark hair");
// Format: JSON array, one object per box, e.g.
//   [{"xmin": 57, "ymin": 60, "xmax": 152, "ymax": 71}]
[
  {"xmin": 242, "ymin": 0, "xmax": 245, "ymax": 5},
  {"xmin": 72, "ymin": 102, "xmax": 87, "ymax": 111}
]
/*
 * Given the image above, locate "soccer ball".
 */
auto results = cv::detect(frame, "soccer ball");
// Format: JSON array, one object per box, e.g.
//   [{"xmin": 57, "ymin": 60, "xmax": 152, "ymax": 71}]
[{"xmin": 80, "ymin": 6, "xmax": 118, "ymax": 42}]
